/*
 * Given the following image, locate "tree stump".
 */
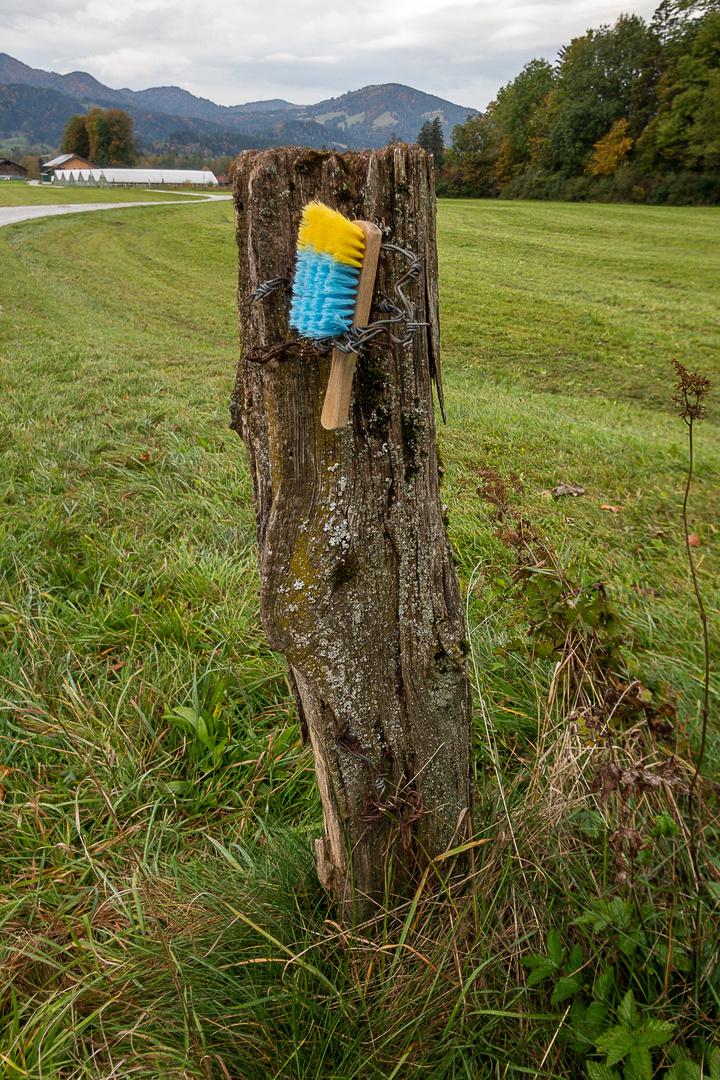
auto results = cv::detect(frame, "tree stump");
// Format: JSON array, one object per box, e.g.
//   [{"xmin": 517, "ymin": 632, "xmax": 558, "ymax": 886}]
[{"xmin": 230, "ymin": 145, "xmax": 473, "ymax": 919}]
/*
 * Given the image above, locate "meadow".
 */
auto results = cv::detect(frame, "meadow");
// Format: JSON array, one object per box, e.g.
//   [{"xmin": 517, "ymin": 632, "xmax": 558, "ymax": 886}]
[
  {"xmin": 0, "ymin": 194, "xmax": 718, "ymax": 1079},
  {"xmin": 0, "ymin": 183, "xmax": 210, "ymax": 206}
]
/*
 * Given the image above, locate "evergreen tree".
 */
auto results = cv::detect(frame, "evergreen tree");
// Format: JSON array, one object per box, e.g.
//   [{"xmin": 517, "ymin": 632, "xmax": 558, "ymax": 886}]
[{"xmin": 417, "ymin": 117, "xmax": 446, "ymax": 168}]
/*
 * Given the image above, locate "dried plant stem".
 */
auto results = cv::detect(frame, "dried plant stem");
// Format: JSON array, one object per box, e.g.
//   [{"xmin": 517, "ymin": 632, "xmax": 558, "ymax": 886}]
[
  {"xmin": 682, "ymin": 419, "xmax": 711, "ymax": 796},
  {"xmin": 679, "ymin": 406, "xmax": 711, "ymax": 1002}
]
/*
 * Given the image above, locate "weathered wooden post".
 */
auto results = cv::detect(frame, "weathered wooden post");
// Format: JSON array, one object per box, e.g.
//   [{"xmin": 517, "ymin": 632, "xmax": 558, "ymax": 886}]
[{"xmin": 230, "ymin": 145, "xmax": 473, "ymax": 919}]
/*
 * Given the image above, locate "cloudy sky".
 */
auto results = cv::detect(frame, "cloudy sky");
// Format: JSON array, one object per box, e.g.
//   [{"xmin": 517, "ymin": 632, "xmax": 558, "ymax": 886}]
[{"xmin": 2, "ymin": 0, "xmax": 659, "ymax": 111}]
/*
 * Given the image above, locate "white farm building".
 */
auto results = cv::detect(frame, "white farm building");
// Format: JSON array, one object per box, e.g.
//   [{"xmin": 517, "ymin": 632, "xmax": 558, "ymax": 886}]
[{"xmin": 48, "ymin": 167, "xmax": 218, "ymax": 187}]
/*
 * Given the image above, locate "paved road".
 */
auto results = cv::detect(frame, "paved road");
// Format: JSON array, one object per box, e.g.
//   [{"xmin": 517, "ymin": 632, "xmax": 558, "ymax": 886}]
[{"xmin": 0, "ymin": 193, "xmax": 231, "ymax": 229}]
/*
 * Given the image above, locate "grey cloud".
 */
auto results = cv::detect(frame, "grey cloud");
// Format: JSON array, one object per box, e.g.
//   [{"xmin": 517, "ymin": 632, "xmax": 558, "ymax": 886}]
[{"xmin": 1, "ymin": 0, "xmax": 659, "ymax": 111}]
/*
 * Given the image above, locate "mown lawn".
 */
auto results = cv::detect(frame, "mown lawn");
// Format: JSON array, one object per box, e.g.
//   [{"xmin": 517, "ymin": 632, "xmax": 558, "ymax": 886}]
[
  {"xmin": 0, "ymin": 183, "xmax": 212, "ymax": 205},
  {"xmin": 438, "ymin": 200, "xmax": 720, "ymax": 415},
  {"xmin": 436, "ymin": 200, "xmax": 719, "ymax": 723},
  {"xmin": 0, "ymin": 197, "xmax": 717, "ymax": 1079}
]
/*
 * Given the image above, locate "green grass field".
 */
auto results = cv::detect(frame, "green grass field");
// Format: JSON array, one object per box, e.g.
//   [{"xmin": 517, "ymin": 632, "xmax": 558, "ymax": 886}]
[
  {"xmin": 439, "ymin": 201, "xmax": 720, "ymax": 415},
  {"xmin": 0, "ymin": 197, "xmax": 717, "ymax": 1079},
  {"xmin": 0, "ymin": 184, "xmax": 213, "ymax": 206}
]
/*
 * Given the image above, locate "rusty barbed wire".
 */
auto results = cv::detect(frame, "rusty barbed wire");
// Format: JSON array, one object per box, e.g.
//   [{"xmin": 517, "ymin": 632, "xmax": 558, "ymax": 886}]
[{"xmin": 244, "ymin": 342, "xmax": 318, "ymax": 365}]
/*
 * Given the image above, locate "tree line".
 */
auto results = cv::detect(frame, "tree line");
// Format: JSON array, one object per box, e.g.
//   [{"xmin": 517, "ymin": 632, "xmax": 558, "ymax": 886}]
[{"xmin": 435, "ymin": 0, "xmax": 720, "ymax": 204}]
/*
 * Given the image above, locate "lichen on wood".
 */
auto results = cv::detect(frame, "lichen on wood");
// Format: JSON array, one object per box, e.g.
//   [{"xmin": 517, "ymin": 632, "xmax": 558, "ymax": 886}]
[{"xmin": 231, "ymin": 145, "xmax": 472, "ymax": 919}]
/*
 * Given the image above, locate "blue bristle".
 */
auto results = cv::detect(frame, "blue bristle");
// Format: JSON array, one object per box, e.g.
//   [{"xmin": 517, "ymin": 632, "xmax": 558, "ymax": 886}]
[{"xmin": 290, "ymin": 250, "xmax": 361, "ymax": 340}]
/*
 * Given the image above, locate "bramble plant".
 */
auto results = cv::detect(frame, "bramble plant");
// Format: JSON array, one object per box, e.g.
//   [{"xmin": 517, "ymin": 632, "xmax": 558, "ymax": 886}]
[{"xmin": 590, "ymin": 989, "xmax": 675, "ymax": 1080}]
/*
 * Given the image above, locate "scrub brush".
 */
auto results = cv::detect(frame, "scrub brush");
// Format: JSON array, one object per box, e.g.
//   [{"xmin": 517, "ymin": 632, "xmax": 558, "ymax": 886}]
[{"xmin": 290, "ymin": 201, "xmax": 382, "ymax": 430}]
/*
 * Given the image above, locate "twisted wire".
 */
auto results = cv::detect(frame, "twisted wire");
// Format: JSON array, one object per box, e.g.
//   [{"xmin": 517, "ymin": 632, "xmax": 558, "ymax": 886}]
[
  {"xmin": 250, "ymin": 276, "xmax": 290, "ymax": 301},
  {"xmin": 249, "ymin": 243, "xmax": 427, "ymax": 353}
]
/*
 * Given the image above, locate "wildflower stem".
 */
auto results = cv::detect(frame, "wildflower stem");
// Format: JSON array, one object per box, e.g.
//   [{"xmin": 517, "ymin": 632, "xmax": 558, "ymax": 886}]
[{"xmin": 681, "ymin": 418, "xmax": 710, "ymax": 796}]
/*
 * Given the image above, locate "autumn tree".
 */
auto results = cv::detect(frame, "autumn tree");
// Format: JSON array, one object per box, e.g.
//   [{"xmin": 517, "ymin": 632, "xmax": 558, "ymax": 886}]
[
  {"xmin": 18, "ymin": 155, "xmax": 40, "ymax": 180},
  {"xmin": 59, "ymin": 108, "xmax": 138, "ymax": 167},
  {"xmin": 60, "ymin": 114, "xmax": 91, "ymax": 159},
  {"xmin": 413, "ymin": 0, "xmax": 720, "ymax": 200},
  {"xmin": 105, "ymin": 109, "xmax": 139, "ymax": 166},
  {"xmin": 586, "ymin": 118, "xmax": 634, "ymax": 174}
]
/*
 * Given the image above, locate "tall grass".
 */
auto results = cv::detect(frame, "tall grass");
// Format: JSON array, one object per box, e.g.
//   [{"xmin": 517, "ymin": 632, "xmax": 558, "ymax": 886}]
[{"xmin": 0, "ymin": 199, "xmax": 717, "ymax": 1078}]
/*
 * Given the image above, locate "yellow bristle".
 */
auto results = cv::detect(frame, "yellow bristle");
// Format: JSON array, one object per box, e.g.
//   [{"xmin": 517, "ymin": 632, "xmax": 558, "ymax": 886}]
[{"xmin": 297, "ymin": 201, "xmax": 365, "ymax": 267}]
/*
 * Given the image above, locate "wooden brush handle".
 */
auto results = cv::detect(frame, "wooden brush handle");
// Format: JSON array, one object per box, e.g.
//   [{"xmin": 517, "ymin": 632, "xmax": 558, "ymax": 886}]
[{"xmin": 321, "ymin": 221, "xmax": 382, "ymax": 431}]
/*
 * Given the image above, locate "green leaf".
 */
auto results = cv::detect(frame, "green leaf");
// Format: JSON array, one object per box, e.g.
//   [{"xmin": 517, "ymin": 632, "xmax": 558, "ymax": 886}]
[
  {"xmin": 638, "ymin": 1019, "xmax": 675, "ymax": 1049},
  {"xmin": 166, "ymin": 780, "xmax": 191, "ymax": 796},
  {"xmin": 587, "ymin": 1060, "xmax": 619, "ymax": 1080},
  {"xmin": 596, "ymin": 1024, "xmax": 636, "ymax": 1067},
  {"xmin": 170, "ymin": 705, "xmax": 201, "ymax": 724},
  {"xmin": 618, "ymin": 930, "xmax": 641, "ymax": 957},
  {"xmin": 615, "ymin": 990, "xmax": 637, "ymax": 1029},
  {"xmin": 568, "ymin": 943, "xmax": 584, "ymax": 973},
  {"xmin": 666, "ymin": 1062, "xmax": 703, "ymax": 1080},
  {"xmin": 551, "ymin": 975, "xmax": 583, "ymax": 1005},
  {"xmin": 710, "ymin": 1048, "xmax": 720, "ymax": 1080},
  {"xmin": 523, "ymin": 955, "xmax": 558, "ymax": 986},
  {"xmin": 547, "ymin": 928, "xmax": 566, "ymax": 966},
  {"xmin": 212, "ymin": 739, "xmax": 229, "ymax": 765},
  {"xmin": 626, "ymin": 1047, "xmax": 653, "ymax": 1080},
  {"xmin": 195, "ymin": 713, "xmax": 213, "ymax": 750},
  {"xmin": 585, "ymin": 1000, "xmax": 609, "ymax": 1031},
  {"xmin": 593, "ymin": 968, "xmax": 615, "ymax": 1002}
]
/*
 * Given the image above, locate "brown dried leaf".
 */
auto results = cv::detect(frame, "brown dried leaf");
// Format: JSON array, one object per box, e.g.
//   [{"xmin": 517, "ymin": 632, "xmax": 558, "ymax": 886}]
[
  {"xmin": 688, "ymin": 533, "xmax": 701, "ymax": 547},
  {"xmin": 591, "ymin": 762, "xmax": 622, "ymax": 803},
  {"xmin": 552, "ymin": 484, "xmax": 585, "ymax": 498},
  {"xmin": 608, "ymin": 825, "xmax": 646, "ymax": 881},
  {"xmin": 609, "ymin": 825, "xmax": 645, "ymax": 857},
  {"xmin": 600, "ymin": 504, "xmax": 621, "ymax": 513}
]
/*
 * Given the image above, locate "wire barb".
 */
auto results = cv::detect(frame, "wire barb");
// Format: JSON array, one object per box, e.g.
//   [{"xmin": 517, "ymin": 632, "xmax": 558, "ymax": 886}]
[{"xmin": 250, "ymin": 276, "xmax": 290, "ymax": 301}]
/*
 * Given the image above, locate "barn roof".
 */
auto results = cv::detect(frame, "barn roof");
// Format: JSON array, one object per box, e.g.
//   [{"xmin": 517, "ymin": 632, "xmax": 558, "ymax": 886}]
[
  {"xmin": 0, "ymin": 158, "xmax": 28, "ymax": 175},
  {"xmin": 43, "ymin": 153, "xmax": 95, "ymax": 169}
]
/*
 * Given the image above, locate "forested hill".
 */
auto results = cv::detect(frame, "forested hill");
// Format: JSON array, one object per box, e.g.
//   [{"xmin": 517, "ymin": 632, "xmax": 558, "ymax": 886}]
[
  {"xmin": 441, "ymin": 0, "xmax": 720, "ymax": 205},
  {"xmin": 0, "ymin": 83, "xmax": 274, "ymax": 156},
  {"xmin": 0, "ymin": 53, "xmax": 474, "ymax": 154}
]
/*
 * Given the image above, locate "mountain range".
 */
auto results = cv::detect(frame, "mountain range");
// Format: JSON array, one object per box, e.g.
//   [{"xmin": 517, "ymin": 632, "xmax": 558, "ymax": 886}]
[{"xmin": 0, "ymin": 53, "xmax": 476, "ymax": 156}]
